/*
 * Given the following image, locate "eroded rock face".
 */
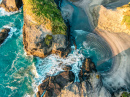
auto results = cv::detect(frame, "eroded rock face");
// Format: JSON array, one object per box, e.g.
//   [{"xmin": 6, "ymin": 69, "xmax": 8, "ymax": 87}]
[
  {"xmin": 79, "ymin": 58, "xmax": 97, "ymax": 82},
  {"xmin": 23, "ymin": 19, "xmax": 69, "ymax": 58},
  {"xmin": 23, "ymin": 0, "xmax": 70, "ymax": 58},
  {"xmin": 96, "ymin": 5, "xmax": 130, "ymax": 34},
  {"xmin": 59, "ymin": 73, "xmax": 111, "ymax": 97},
  {"xmin": 37, "ymin": 59, "xmax": 110, "ymax": 97},
  {"xmin": 0, "ymin": 28, "xmax": 10, "ymax": 45},
  {"xmin": 36, "ymin": 71, "xmax": 75, "ymax": 97},
  {"xmin": 0, "ymin": 0, "xmax": 22, "ymax": 12}
]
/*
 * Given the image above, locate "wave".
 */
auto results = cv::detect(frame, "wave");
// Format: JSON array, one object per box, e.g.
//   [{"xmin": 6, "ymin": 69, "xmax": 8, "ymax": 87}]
[{"xmin": 0, "ymin": 7, "xmax": 22, "ymax": 17}]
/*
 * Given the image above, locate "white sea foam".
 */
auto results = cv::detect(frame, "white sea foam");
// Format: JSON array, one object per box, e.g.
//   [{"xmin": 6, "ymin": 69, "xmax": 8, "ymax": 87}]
[
  {"xmin": 32, "ymin": 46, "xmax": 84, "ymax": 95},
  {"xmin": 6, "ymin": 86, "xmax": 18, "ymax": 91},
  {"xmin": 0, "ymin": 7, "xmax": 22, "ymax": 17}
]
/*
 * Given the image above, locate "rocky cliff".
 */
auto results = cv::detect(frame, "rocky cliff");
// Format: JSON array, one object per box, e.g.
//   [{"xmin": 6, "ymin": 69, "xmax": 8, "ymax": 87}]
[
  {"xmin": 93, "ymin": 4, "xmax": 130, "ymax": 34},
  {"xmin": 23, "ymin": 0, "xmax": 70, "ymax": 58},
  {"xmin": 0, "ymin": 0, "xmax": 22, "ymax": 12}
]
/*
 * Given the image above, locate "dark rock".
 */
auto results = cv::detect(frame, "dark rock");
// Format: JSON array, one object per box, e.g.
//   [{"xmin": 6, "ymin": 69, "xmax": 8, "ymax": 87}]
[
  {"xmin": 0, "ymin": 28, "xmax": 10, "ymax": 45},
  {"xmin": 62, "ymin": 65, "xmax": 72, "ymax": 71},
  {"xmin": 79, "ymin": 58, "xmax": 97, "ymax": 81},
  {"xmin": 37, "ymin": 71, "xmax": 75, "ymax": 97},
  {"xmin": 0, "ymin": 0, "xmax": 22, "ymax": 12}
]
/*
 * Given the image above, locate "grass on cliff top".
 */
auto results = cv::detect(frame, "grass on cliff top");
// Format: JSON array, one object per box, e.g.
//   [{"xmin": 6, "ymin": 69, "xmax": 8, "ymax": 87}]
[
  {"xmin": 28, "ymin": 0, "xmax": 67, "ymax": 35},
  {"xmin": 119, "ymin": 2, "xmax": 130, "ymax": 30}
]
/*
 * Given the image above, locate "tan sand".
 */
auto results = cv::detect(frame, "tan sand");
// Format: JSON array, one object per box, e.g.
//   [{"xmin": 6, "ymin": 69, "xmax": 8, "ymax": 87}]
[{"xmin": 95, "ymin": 28, "xmax": 130, "ymax": 56}]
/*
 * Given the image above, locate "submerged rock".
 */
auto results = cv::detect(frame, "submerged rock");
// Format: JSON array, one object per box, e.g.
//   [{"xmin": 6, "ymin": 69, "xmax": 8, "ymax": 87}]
[
  {"xmin": 0, "ymin": 28, "xmax": 10, "ymax": 45},
  {"xmin": 0, "ymin": 0, "xmax": 22, "ymax": 12}
]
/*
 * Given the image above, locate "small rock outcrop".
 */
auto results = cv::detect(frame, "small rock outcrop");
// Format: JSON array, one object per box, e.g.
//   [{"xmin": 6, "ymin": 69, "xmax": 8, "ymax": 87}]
[
  {"xmin": 0, "ymin": 0, "xmax": 22, "ymax": 12},
  {"xmin": 0, "ymin": 28, "xmax": 10, "ymax": 45}
]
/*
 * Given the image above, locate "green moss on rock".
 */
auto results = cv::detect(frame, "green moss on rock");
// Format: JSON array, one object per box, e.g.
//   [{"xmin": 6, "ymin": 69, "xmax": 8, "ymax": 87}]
[{"xmin": 45, "ymin": 35, "xmax": 53, "ymax": 46}]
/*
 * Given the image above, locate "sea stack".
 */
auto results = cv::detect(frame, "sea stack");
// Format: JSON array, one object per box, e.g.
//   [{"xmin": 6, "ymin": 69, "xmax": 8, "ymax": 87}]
[{"xmin": 22, "ymin": 0, "xmax": 70, "ymax": 58}]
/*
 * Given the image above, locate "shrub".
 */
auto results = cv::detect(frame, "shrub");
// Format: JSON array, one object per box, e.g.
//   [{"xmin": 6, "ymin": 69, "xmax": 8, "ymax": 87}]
[{"xmin": 45, "ymin": 35, "xmax": 53, "ymax": 46}]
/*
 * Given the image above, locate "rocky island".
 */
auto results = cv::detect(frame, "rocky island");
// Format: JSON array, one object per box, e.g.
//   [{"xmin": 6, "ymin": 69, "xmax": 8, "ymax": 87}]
[{"xmin": 0, "ymin": 0, "xmax": 130, "ymax": 97}]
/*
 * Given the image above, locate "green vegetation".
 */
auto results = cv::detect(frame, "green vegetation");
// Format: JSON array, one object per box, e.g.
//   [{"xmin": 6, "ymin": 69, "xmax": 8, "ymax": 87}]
[
  {"xmin": 45, "ymin": 35, "xmax": 53, "ymax": 46},
  {"xmin": 28, "ymin": 0, "xmax": 67, "ymax": 35},
  {"xmin": 122, "ymin": 15, "xmax": 130, "ymax": 29},
  {"xmin": 120, "ymin": 2, "xmax": 130, "ymax": 30},
  {"xmin": 121, "ymin": 92, "xmax": 130, "ymax": 97}
]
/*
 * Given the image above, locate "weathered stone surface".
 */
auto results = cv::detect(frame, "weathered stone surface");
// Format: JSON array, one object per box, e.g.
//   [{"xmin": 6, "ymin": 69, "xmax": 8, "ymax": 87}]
[
  {"xmin": 0, "ymin": 28, "xmax": 10, "ymax": 45},
  {"xmin": 23, "ymin": 0, "xmax": 70, "ymax": 58},
  {"xmin": 23, "ymin": 21, "xmax": 69, "ymax": 58},
  {"xmin": 79, "ymin": 58, "xmax": 97, "ymax": 81},
  {"xmin": 37, "ymin": 71, "xmax": 75, "ymax": 97},
  {"xmin": 59, "ymin": 73, "xmax": 111, "ymax": 97},
  {"xmin": 96, "ymin": 5, "xmax": 130, "ymax": 34},
  {"xmin": 0, "ymin": 0, "xmax": 22, "ymax": 12},
  {"xmin": 37, "ymin": 59, "xmax": 102, "ymax": 97}
]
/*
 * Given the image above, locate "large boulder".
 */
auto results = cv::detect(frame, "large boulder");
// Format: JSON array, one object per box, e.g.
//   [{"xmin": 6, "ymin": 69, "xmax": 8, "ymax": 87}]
[
  {"xmin": 36, "ymin": 71, "xmax": 75, "ymax": 97},
  {"xmin": 0, "ymin": 28, "xmax": 10, "ymax": 45},
  {"xmin": 0, "ymin": 0, "xmax": 22, "ymax": 12}
]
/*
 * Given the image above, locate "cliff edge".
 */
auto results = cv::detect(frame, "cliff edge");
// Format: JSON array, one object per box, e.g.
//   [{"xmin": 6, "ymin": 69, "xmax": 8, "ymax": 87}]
[{"xmin": 23, "ymin": 0, "xmax": 70, "ymax": 58}]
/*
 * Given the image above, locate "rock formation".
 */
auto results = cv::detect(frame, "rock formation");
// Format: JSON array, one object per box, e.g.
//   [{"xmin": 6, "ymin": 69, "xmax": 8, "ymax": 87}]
[
  {"xmin": 36, "ymin": 71, "xmax": 75, "ymax": 97},
  {"xmin": 23, "ymin": 0, "xmax": 70, "ymax": 58},
  {"xmin": 0, "ymin": 0, "xmax": 22, "ymax": 12},
  {"xmin": 94, "ymin": 5, "xmax": 130, "ymax": 34},
  {"xmin": 0, "ymin": 28, "xmax": 10, "ymax": 45},
  {"xmin": 36, "ymin": 58, "xmax": 111, "ymax": 97}
]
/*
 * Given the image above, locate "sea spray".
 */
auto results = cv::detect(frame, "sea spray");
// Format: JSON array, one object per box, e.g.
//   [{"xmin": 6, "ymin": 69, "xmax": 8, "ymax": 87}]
[{"xmin": 32, "ymin": 46, "xmax": 85, "ymax": 95}]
